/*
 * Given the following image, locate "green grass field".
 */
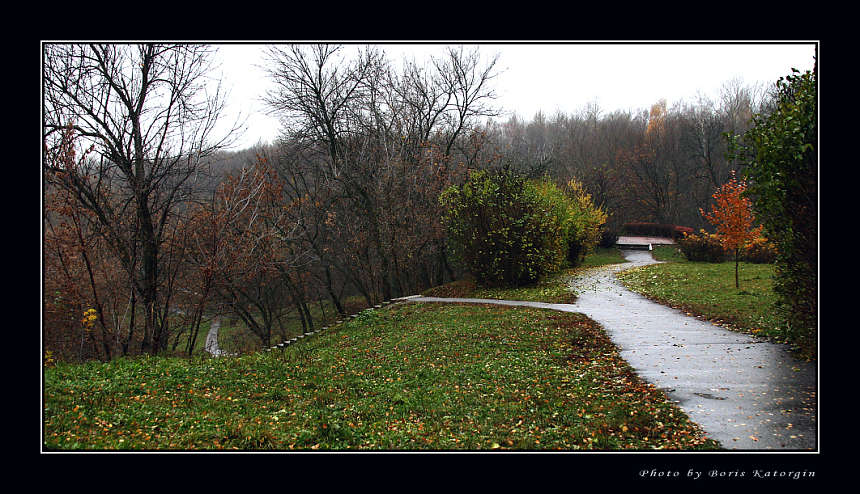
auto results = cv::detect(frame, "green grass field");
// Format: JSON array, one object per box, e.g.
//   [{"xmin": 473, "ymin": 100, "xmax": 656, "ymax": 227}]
[
  {"xmin": 44, "ymin": 302, "xmax": 717, "ymax": 451},
  {"xmin": 649, "ymin": 245, "xmax": 687, "ymax": 262}
]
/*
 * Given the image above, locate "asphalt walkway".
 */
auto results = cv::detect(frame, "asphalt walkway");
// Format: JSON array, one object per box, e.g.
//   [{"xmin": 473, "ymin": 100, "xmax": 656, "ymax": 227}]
[{"xmin": 204, "ymin": 316, "xmax": 224, "ymax": 357}]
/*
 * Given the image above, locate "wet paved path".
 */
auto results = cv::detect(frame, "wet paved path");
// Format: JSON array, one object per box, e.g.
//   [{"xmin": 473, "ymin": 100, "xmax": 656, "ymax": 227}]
[
  {"xmin": 204, "ymin": 316, "xmax": 223, "ymax": 357},
  {"xmin": 405, "ymin": 249, "xmax": 817, "ymax": 450}
]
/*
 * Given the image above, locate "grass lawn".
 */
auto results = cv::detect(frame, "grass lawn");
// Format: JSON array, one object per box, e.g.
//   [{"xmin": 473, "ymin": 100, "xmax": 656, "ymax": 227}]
[
  {"xmin": 43, "ymin": 302, "xmax": 718, "ymax": 451},
  {"xmin": 616, "ymin": 246, "xmax": 788, "ymax": 345},
  {"xmin": 650, "ymin": 245, "xmax": 687, "ymax": 262},
  {"xmin": 578, "ymin": 246, "xmax": 629, "ymax": 268},
  {"xmin": 422, "ymin": 247, "xmax": 628, "ymax": 303}
]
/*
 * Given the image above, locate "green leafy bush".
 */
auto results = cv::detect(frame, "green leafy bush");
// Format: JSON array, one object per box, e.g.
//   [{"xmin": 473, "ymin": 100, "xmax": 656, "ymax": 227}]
[
  {"xmin": 677, "ymin": 230, "xmax": 726, "ymax": 263},
  {"xmin": 440, "ymin": 171, "xmax": 605, "ymax": 286},
  {"xmin": 728, "ymin": 65, "xmax": 817, "ymax": 355},
  {"xmin": 557, "ymin": 179, "xmax": 607, "ymax": 267},
  {"xmin": 440, "ymin": 170, "xmax": 563, "ymax": 286}
]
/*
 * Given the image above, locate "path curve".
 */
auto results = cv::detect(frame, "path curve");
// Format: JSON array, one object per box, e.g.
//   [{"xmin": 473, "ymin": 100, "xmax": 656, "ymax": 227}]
[
  {"xmin": 204, "ymin": 316, "xmax": 224, "ymax": 357},
  {"xmin": 405, "ymin": 249, "xmax": 817, "ymax": 450}
]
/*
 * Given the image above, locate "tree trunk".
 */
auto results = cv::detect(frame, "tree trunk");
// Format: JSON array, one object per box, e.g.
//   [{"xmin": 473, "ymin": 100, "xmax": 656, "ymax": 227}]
[
  {"xmin": 300, "ymin": 300, "xmax": 313, "ymax": 331},
  {"xmin": 186, "ymin": 306, "xmax": 204, "ymax": 356},
  {"xmin": 124, "ymin": 290, "xmax": 136, "ymax": 356},
  {"xmin": 295, "ymin": 302, "xmax": 308, "ymax": 333},
  {"xmin": 735, "ymin": 248, "xmax": 740, "ymax": 289},
  {"xmin": 325, "ymin": 266, "xmax": 346, "ymax": 316}
]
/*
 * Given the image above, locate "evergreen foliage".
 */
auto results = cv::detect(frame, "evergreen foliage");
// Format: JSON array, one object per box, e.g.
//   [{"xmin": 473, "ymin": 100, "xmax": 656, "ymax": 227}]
[{"xmin": 729, "ymin": 64, "xmax": 817, "ymax": 354}]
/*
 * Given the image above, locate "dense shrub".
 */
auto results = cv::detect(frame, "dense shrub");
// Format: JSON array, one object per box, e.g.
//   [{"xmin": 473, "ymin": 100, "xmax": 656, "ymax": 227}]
[
  {"xmin": 440, "ymin": 171, "xmax": 605, "ymax": 286},
  {"xmin": 729, "ymin": 66, "xmax": 817, "ymax": 355},
  {"xmin": 440, "ymin": 170, "xmax": 566, "ymax": 286},
  {"xmin": 673, "ymin": 225, "xmax": 694, "ymax": 239},
  {"xmin": 677, "ymin": 230, "xmax": 726, "ymax": 262},
  {"xmin": 741, "ymin": 234, "xmax": 778, "ymax": 264},
  {"xmin": 557, "ymin": 179, "xmax": 607, "ymax": 267}
]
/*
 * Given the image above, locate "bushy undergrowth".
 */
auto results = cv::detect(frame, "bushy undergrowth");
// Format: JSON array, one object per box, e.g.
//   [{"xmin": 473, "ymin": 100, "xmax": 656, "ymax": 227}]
[
  {"xmin": 676, "ymin": 230, "xmax": 776, "ymax": 265},
  {"xmin": 741, "ymin": 234, "xmax": 778, "ymax": 264},
  {"xmin": 440, "ymin": 170, "xmax": 605, "ymax": 287},
  {"xmin": 556, "ymin": 180, "xmax": 607, "ymax": 267},
  {"xmin": 677, "ymin": 230, "xmax": 726, "ymax": 263},
  {"xmin": 440, "ymin": 170, "xmax": 559, "ymax": 286}
]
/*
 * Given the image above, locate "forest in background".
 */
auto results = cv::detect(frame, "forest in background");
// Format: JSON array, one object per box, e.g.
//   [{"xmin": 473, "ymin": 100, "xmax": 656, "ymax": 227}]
[{"xmin": 42, "ymin": 44, "xmax": 792, "ymax": 362}]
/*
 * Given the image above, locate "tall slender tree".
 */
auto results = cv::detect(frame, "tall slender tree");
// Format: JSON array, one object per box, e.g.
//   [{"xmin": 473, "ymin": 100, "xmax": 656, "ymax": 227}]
[{"xmin": 43, "ymin": 43, "xmax": 240, "ymax": 354}]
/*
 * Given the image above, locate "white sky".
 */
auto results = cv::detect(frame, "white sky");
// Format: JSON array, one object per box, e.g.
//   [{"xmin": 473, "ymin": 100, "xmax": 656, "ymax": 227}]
[{"xmin": 212, "ymin": 42, "xmax": 817, "ymax": 150}]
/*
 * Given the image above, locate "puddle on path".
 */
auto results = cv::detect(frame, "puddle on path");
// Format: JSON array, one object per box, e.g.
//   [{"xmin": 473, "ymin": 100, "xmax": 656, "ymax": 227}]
[{"xmin": 693, "ymin": 392, "xmax": 727, "ymax": 400}]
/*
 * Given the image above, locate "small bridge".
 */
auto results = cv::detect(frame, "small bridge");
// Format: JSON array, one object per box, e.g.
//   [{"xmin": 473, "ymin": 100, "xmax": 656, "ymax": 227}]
[{"xmin": 614, "ymin": 235, "xmax": 676, "ymax": 250}]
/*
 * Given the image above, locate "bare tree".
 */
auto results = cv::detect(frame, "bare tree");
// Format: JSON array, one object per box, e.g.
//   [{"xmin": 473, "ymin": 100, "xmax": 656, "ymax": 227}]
[
  {"xmin": 43, "ymin": 43, "xmax": 240, "ymax": 355},
  {"xmin": 261, "ymin": 44, "xmax": 501, "ymax": 304},
  {"xmin": 431, "ymin": 46, "xmax": 502, "ymax": 156}
]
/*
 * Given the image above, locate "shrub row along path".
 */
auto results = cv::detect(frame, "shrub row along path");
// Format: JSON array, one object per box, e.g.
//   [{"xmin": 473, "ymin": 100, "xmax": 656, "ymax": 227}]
[{"xmin": 405, "ymin": 249, "xmax": 817, "ymax": 450}]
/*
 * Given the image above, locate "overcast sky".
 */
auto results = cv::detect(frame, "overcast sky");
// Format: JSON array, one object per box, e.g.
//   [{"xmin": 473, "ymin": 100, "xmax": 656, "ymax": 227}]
[{"xmin": 212, "ymin": 42, "xmax": 817, "ymax": 150}]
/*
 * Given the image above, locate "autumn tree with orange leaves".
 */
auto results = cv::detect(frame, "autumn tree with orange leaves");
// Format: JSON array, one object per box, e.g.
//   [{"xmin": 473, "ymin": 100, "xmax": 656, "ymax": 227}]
[{"xmin": 700, "ymin": 172, "xmax": 757, "ymax": 289}]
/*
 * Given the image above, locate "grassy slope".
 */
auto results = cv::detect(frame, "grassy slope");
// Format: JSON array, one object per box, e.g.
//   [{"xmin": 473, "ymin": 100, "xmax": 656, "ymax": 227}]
[
  {"xmin": 44, "ymin": 302, "xmax": 717, "ymax": 451},
  {"xmin": 422, "ymin": 247, "xmax": 628, "ymax": 303}
]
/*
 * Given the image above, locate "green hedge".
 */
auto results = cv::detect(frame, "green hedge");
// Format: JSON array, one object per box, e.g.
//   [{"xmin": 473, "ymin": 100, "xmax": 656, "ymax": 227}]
[
  {"xmin": 729, "ymin": 66, "xmax": 817, "ymax": 355},
  {"xmin": 440, "ymin": 170, "xmax": 605, "ymax": 287}
]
